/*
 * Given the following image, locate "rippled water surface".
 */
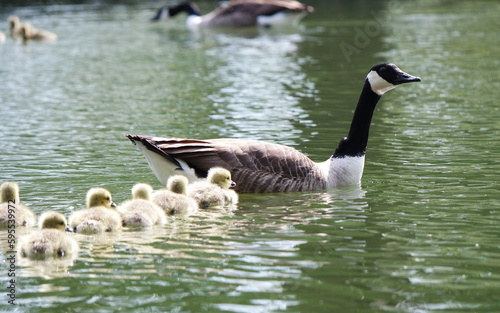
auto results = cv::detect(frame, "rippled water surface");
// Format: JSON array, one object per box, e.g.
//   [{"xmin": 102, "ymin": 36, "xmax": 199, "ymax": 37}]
[{"xmin": 1, "ymin": 0, "xmax": 500, "ymax": 312}]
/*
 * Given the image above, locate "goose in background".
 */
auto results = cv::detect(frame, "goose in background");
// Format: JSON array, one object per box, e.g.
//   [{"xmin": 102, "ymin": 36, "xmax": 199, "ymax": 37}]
[
  {"xmin": 127, "ymin": 63, "xmax": 421, "ymax": 193},
  {"xmin": 8, "ymin": 15, "xmax": 21, "ymax": 38},
  {"xmin": 0, "ymin": 31, "xmax": 5, "ymax": 43},
  {"xmin": 20, "ymin": 22, "xmax": 57, "ymax": 43},
  {"xmin": 0, "ymin": 181, "xmax": 36, "ymax": 228},
  {"xmin": 187, "ymin": 167, "xmax": 239, "ymax": 208},
  {"xmin": 150, "ymin": 0, "xmax": 314, "ymax": 29},
  {"xmin": 152, "ymin": 175, "xmax": 198, "ymax": 216},
  {"xmin": 117, "ymin": 183, "xmax": 167, "ymax": 227},
  {"xmin": 69, "ymin": 188, "xmax": 122, "ymax": 234},
  {"xmin": 18, "ymin": 211, "xmax": 79, "ymax": 260}
]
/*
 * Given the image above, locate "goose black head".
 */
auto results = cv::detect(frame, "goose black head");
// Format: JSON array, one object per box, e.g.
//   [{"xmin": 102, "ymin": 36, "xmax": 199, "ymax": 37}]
[
  {"xmin": 367, "ymin": 63, "xmax": 421, "ymax": 95},
  {"xmin": 150, "ymin": 2, "xmax": 202, "ymax": 21}
]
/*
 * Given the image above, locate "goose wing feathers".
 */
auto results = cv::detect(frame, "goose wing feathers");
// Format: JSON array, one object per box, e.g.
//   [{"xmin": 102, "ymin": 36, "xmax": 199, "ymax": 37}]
[{"xmin": 127, "ymin": 135, "xmax": 326, "ymax": 193}]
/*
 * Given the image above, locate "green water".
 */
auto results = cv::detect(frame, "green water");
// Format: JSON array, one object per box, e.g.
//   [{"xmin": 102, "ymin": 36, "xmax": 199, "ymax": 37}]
[{"xmin": 1, "ymin": 0, "xmax": 500, "ymax": 311}]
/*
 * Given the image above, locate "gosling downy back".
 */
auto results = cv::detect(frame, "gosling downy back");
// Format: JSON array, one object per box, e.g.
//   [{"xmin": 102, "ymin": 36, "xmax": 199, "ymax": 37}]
[
  {"xmin": 0, "ymin": 181, "xmax": 36, "ymax": 228},
  {"xmin": 118, "ymin": 183, "xmax": 167, "ymax": 227},
  {"xmin": 152, "ymin": 175, "xmax": 198, "ymax": 216}
]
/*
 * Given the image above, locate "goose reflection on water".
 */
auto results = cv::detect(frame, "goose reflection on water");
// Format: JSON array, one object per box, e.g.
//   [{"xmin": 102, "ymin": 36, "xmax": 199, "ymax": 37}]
[{"xmin": 206, "ymin": 31, "xmax": 315, "ymax": 145}]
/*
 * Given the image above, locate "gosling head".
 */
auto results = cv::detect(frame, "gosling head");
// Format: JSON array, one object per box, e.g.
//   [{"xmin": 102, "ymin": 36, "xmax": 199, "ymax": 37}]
[
  {"xmin": 207, "ymin": 167, "xmax": 236, "ymax": 190},
  {"xmin": 150, "ymin": 3, "xmax": 202, "ymax": 22},
  {"xmin": 8, "ymin": 15, "xmax": 20, "ymax": 31},
  {"xmin": 366, "ymin": 63, "xmax": 421, "ymax": 96},
  {"xmin": 86, "ymin": 187, "xmax": 116, "ymax": 209},
  {"xmin": 0, "ymin": 181, "xmax": 20, "ymax": 204},
  {"xmin": 39, "ymin": 211, "xmax": 70, "ymax": 232},
  {"xmin": 19, "ymin": 22, "xmax": 32, "ymax": 40},
  {"xmin": 131, "ymin": 183, "xmax": 153, "ymax": 201},
  {"xmin": 167, "ymin": 175, "xmax": 189, "ymax": 195}
]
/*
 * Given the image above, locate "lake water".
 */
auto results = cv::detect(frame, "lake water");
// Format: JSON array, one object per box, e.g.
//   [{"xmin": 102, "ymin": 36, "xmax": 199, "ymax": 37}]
[{"xmin": 1, "ymin": 0, "xmax": 500, "ymax": 312}]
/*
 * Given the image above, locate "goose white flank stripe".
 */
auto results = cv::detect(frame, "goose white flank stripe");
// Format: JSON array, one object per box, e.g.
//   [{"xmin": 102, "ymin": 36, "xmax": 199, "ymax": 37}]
[
  {"xmin": 150, "ymin": 0, "xmax": 314, "ymax": 29},
  {"xmin": 127, "ymin": 63, "xmax": 421, "ymax": 193}
]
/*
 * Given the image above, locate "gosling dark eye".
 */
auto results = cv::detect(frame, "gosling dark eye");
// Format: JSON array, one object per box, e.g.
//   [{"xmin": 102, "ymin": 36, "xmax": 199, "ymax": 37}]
[{"xmin": 106, "ymin": 197, "xmax": 110, "ymax": 201}]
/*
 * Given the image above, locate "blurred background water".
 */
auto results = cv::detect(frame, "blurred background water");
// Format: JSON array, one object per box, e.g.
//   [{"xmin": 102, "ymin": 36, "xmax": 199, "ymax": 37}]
[{"xmin": 1, "ymin": 0, "xmax": 500, "ymax": 312}]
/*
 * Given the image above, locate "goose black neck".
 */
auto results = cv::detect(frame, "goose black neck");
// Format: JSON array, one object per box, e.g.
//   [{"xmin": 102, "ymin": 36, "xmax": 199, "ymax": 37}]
[
  {"xmin": 333, "ymin": 79, "xmax": 381, "ymax": 158},
  {"xmin": 172, "ymin": 2, "xmax": 202, "ymax": 16}
]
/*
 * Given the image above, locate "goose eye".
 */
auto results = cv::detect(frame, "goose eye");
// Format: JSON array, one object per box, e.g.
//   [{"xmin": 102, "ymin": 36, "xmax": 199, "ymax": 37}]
[
  {"xmin": 379, "ymin": 67, "xmax": 386, "ymax": 74},
  {"xmin": 106, "ymin": 197, "xmax": 110, "ymax": 201}
]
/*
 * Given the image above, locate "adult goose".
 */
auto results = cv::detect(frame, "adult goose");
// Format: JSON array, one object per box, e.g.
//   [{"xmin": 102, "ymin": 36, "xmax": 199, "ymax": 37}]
[
  {"xmin": 150, "ymin": 0, "xmax": 314, "ymax": 29},
  {"xmin": 127, "ymin": 63, "xmax": 421, "ymax": 193}
]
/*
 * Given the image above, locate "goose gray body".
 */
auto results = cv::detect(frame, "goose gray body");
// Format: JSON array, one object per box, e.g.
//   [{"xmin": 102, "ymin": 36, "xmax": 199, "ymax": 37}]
[
  {"xmin": 151, "ymin": 0, "xmax": 314, "ymax": 28},
  {"xmin": 127, "ymin": 63, "xmax": 420, "ymax": 194}
]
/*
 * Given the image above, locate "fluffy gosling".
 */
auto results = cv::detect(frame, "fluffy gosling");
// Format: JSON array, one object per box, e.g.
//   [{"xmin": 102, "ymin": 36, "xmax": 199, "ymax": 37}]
[
  {"xmin": 187, "ymin": 167, "xmax": 239, "ymax": 209},
  {"xmin": 117, "ymin": 183, "xmax": 167, "ymax": 227},
  {"xmin": 0, "ymin": 182, "xmax": 36, "ymax": 228},
  {"xmin": 68, "ymin": 188, "xmax": 122, "ymax": 234},
  {"xmin": 18, "ymin": 211, "xmax": 78, "ymax": 260},
  {"xmin": 8, "ymin": 15, "xmax": 21, "ymax": 38},
  {"xmin": 20, "ymin": 22, "xmax": 57, "ymax": 43},
  {"xmin": 152, "ymin": 175, "xmax": 198, "ymax": 216}
]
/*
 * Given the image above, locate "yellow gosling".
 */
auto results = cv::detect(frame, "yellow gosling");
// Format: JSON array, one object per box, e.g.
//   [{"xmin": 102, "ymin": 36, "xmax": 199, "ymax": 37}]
[
  {"xmin": 8, "ymin": 15, "xmax": 21, "ymax": 38},
  {"xmin": 68, "ymin": 188, "xmax": 122, "ymax": 234},
  {"xmin": 152, "ymin": 175, "xmax": 198, "ymax": 216},
  {"xmin": 18, "ymin": 211, "xmax": 78, "ymax": 260},
  {"xmin": 117, "ymin": 183, "xmax": 167, "ymax": 227},
  {"xmin": 20, "ymin": 22, "xmax": 57, "ymax": 43},
  {"xmin": 0, "ymin": 182, "xmax": 36, "ymax": 228},
  {"xmin": 187, "ymin": 167, "xmax": 238, "ymax": 209}
]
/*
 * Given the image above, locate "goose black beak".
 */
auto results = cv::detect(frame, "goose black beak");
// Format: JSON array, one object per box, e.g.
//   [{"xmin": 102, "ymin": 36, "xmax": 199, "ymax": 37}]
[
  {"xmin": 395, "ymin": 70, "xmax": 421, "ymax": 85},
  {"xmin": 65, "ymin": 226, "xmax": 73, "ymax": 233},
  {"xmin": 230, "ymin": 181, "xmax": 236, "ymax": 188},
  {"xmin": 111, "ymin": 201, "xmax": 117, "ymax": 208}
]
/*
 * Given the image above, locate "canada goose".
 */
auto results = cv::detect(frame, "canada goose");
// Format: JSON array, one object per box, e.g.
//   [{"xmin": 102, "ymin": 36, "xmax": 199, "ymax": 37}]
[
  {"xmin": 127, "ymin": 63, "xmax": 421, "ymax": 193},
  {"xmin": 68, "ymin": 188, "xmax": 122, "ymax": 234},
  {"xmin": 117, "ymin": 183, "xmax": 167, "ymax": 227},
  {"xmin": 8, "ymin": 15, "xmax": 21, "ymax": 38},
  {"xmin": 19, "ymin": 22, "xmax": 57, "ymax": 43},
  {"xmin": 152, "ymin": 175, "xmax": 198, "ymax": 215},
  {"xmin": 150, "ymin": 0, "xmax": 314, "ymax": 29},
  {"xmin": 0, "ymin": 182, "xmax": 36, "ymax": 228},
  {"xmin": 187, "ymin": 167, "xmax": 239, "ymax": 208},
  {"xmin": 18, "ymin": 211, "xmax": 79, "ymax": 259}
]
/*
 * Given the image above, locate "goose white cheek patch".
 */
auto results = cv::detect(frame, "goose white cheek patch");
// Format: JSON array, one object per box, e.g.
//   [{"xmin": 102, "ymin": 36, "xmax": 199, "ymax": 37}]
[{"xmin": 367, "ymin": 71, "xmax": 398, "ymax": 95}]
